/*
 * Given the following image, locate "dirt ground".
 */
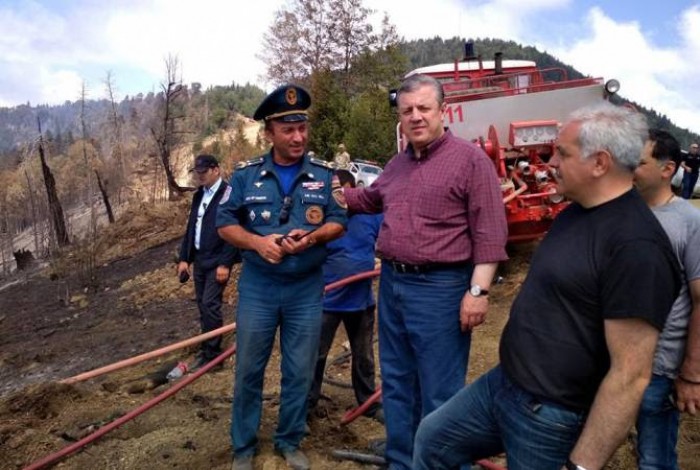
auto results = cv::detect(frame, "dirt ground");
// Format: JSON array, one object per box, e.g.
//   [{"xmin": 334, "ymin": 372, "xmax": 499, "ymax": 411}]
[{"xmin": 1, "ymin": 201, "xmax": 699, "ymax": 470}]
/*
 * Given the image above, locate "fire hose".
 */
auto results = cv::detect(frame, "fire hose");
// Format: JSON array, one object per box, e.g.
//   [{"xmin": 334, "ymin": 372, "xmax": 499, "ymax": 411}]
[
  {"xmin": 23, "ymin": 345, "xmax": 236, "ymax": 470},
  {"xmin": 60, "ymin": 323, "xmax": 236, "ymax": 384}
]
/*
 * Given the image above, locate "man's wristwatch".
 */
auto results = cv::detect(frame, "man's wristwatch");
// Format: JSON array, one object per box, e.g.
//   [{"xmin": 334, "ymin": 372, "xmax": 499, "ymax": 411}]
[
  {"xmin": 565, "ymin": 459, "xmax": 589, "ymax": 470},
  {"xmin": 469, "ymin": 284, "xmax": 489, "ymax": 297}
]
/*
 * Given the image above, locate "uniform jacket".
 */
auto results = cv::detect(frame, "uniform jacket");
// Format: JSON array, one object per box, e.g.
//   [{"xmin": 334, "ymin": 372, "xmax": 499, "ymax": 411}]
[
  {"xmin": 179, "ymin": 181, "xmax": 241, "ymax": 271},
  {"xmin": 216, "ymin": 152, "xmax": 347, "ymax": 275}
]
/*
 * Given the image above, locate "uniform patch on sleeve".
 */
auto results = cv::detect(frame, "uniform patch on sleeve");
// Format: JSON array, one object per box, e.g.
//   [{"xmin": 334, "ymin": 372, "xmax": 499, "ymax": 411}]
[
  {"xmin": 219, "ymin": 186, "xmax": 232, "ymax": 205},
  {"xmin": 332, "ymin": 188, "xmax": 347, "ymax": 209},
  {"xmin": 305, "ymin": 205, "xmax": 324, "ymax": 224}
]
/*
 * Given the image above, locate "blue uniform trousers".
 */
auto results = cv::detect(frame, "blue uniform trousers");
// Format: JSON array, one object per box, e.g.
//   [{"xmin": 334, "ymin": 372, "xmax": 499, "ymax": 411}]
[
  {"xmin": 378, "ymin": 262, "xmax": 472, "ymax": 470},
  {"xmin": 231, "ymin": 263, "xmax": 323, "ymax": 457}
]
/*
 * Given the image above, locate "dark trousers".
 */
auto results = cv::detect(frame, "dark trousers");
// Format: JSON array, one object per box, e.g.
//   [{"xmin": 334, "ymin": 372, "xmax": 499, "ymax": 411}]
[
  {"xmin": 308, "ymin": 305, "xmax": 379, "ymax": 414},
  {"xmin": 682, "ymin": 171, "xmax": 699, "ymax": 199},
  {"xmin": 193, "ymin": 262, "xmax": 225, "ymax": 360}
]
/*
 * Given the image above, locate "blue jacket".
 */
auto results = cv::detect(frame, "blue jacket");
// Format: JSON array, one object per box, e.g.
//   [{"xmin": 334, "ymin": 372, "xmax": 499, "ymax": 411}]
[
  {"xmin": 323, "ymin": 213, "xmax": 382, "ymax": 312},
  {"xmin": 179, "ymin": 181, "xmax": 241, "ymax": 271},
  {"xmin": 216, "ymin": 151, "xmax": 347, "ymax": 275}
]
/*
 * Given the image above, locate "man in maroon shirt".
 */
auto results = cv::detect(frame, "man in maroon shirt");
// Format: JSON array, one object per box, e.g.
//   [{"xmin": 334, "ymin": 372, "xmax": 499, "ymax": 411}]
[{"xmin": 344, "ymin": 74, "xmax": 508, "ymax": 469}]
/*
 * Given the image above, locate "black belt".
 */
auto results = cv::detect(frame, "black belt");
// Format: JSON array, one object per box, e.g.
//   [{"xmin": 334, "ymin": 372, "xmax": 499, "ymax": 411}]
[{"xmin": 385, "ymin": 259, "xmax": 470, "ymax": 274}]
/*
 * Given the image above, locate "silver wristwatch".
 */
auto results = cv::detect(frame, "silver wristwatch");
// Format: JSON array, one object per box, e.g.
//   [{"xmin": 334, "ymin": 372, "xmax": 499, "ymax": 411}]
[{"xmin": 469, "ymin": 284, "xmax": 489, "ymax": 297}]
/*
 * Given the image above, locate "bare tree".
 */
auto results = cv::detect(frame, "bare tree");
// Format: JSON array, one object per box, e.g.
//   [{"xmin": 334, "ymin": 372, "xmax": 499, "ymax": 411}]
[
  {"xmin": 329, "ymin": 0, "xmax": 375, "ymax": 73},
  {"xmin": 95, "ymin": 170, "xmax": 115, "ymax": 224},
  {"xmin": 23, "ymin": 167, "xmax": 41, "ymax": 255},
  {"xmin": 80, "ymin": 83, "xmax": 115, "ymax": 225},
  {"xmin": 37, "ymin": 118, "xmax": 69, "ymax": 247},
  {"xmin": 150, "ymin": 55, "xmax": 193, "ymax": 200},
  {"xmin": 104, "ymin": 71, "xmax": 126, "ymax": 204}
]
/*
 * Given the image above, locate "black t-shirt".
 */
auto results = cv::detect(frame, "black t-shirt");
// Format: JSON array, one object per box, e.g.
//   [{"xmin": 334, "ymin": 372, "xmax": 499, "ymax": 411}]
[
  {"xmin": 683, "ymin": 152, "xmax": 700, "ymax": 175},
  {"xmin": 500, "ymin": 189, "xmax": 681, "ymax": 410}
]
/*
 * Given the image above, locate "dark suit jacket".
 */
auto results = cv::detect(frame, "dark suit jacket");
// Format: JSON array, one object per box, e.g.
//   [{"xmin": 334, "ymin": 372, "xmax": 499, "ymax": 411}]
[{"xmin": 179, "ymin": 181, "xmax": 241, "ymax": 271}]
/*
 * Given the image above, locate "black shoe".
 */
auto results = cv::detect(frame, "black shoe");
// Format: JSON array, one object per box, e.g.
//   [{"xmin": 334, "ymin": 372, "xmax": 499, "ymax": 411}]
[
  {"xmin": 277, "ymin": 448, "xmax": 310, "ymax": 470},
  {"xmin": 189, "ymin": 355, "xmax": 223, "ymax": 373},
  {"xmin": 231, "ymin": 454, "xmax": 253, "ymax": 470},
  {"xmin": 368, "ymin": 407, "xmax": 385, "ymax": 424},
  {"xmin": 367, "ymin": 438, "xmax": 386, "ymax": 456}
]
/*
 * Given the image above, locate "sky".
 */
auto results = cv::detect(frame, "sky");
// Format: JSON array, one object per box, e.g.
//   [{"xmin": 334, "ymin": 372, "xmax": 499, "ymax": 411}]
[{"xmin": 1, "ymin": 0, "xmax": 699, "ymax": 135}]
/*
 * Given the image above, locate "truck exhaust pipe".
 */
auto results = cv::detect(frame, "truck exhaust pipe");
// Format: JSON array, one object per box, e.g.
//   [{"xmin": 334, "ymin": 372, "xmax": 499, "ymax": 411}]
[
  {"xmin": 494, "ymin": 52, "xmax": 503, "ymax": 75},
  {"xmin": 464, "ymin": 40, "xmax": 477, "ymax": 61}
]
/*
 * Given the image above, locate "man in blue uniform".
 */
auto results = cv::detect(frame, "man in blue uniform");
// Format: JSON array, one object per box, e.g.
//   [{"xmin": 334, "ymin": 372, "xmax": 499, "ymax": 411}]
[{"xmin": 217, "ymin": 84, "xmax": 346, "ymax": 470}]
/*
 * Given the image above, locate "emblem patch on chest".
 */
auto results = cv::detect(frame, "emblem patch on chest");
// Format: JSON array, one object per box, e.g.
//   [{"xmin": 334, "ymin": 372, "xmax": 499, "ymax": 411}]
[
  {"xmin": 261, "ymin": 210, "xmax": 271, "ymax": 221},
  {"xmin": 305, "ymin": 205, "xmax": 324, "ymax": 225},
  {"xmin": 249, "ymin": 210, "xmax": 256, "ymax": 222}
]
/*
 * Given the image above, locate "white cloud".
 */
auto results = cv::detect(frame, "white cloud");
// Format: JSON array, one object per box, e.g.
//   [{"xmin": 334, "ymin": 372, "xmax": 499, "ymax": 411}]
[
  {"xmin": 550, "ymin": 6, "xmax": 699, "ymax": 133},
  {"xmin": 104, "ymin": 0, "xmax": 279, "ymax": 90}
]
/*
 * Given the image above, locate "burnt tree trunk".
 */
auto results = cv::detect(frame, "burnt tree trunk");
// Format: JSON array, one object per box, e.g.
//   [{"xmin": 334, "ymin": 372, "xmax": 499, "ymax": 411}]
[
  {"xmin": 150, "ymin": 56, "xmax": 194, "ymax": 201},
  {"xmin": 37, "ymin": 118, "xmax": 70, "ymax": 247},
  {"xmin": 95, "ymin": 170, "xmax": 115, "ymax": 224}
]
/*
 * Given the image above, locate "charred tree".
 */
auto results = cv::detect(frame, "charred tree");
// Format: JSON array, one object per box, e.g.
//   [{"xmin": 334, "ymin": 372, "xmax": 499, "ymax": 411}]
[
  {"xmin": 37, "ymin": 118, "xmax": 70, "ymax": 247},
  {"xmin": 95, "ymin": 170, "xmax": 115, "ymax": 223},
  {"xmin": 150, "ymin": 55, "xmax": 193, "ymax": 200}
]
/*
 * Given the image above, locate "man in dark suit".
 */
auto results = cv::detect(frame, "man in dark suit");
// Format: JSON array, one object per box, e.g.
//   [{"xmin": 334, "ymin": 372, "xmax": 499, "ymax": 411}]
[{"xmin": 177, "ymin": 154, "xmax": 240, "ymax": 372}]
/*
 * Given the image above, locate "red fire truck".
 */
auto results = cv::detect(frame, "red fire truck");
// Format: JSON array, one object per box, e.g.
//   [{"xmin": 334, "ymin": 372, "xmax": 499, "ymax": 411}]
[{"xmin": 394, "ymin": 42, "xmax": 620, "ymax": 242}]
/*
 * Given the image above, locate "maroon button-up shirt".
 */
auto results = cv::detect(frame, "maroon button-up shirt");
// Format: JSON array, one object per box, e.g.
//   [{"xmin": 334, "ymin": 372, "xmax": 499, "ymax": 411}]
[{"xmin": 345, "ymin": 130, "xmax": 508, "ymax": 265}]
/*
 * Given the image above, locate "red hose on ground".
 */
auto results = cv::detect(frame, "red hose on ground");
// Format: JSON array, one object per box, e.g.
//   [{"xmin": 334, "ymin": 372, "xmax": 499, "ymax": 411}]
[
  {"xmin": 23, "ymin": 345, "xmax": 236, "ymax": 470},
  {"xmin": 60, "ymin": 323, "xmax": 236, "ymax": 384},
  {"xmin": 24, "ymin": 270, "xmax": 383, "ymax": 469},
  {"xmin": 340, "ymin": 387, "xmax": 382, "ymax": 425}
]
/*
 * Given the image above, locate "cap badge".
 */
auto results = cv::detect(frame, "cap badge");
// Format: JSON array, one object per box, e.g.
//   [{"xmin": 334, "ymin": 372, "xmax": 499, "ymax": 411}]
[{"xmin": 285, "ymin": 87, "xmax": 298, "ymax": 105}]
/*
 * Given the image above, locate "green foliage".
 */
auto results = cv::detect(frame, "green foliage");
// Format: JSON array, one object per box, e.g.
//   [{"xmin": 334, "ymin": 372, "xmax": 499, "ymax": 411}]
[
  {"xmin": 308, "ymin": 69, "xmax": 349, "ymax": 159},
  {"xmin": 201, "ymin": 83, "xmax": 266, "ymax": 134},
  {"xmin": 344, "ymin": 88, "xmax": 396, "ymax": 165}
]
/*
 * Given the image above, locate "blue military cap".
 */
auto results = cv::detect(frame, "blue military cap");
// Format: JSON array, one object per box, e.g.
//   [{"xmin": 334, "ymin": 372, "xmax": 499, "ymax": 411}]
[{"xmin": 253, "ymin": 84, "xmax": 311, "ymax": 122}]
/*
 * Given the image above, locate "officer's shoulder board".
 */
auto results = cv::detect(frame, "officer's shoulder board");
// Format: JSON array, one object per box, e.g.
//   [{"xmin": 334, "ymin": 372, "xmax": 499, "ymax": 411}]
[
  {"xmin": 235, "ymin": 157, "xmax": 264, "ymax": 170},
  {"xmin": 309, "ymin": 157, "xmax": 334, "ymax": 170}
]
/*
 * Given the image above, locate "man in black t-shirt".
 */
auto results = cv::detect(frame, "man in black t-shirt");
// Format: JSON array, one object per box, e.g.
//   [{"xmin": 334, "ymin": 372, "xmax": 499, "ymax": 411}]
[
  {"xmin": 681, "ymin": 142, "xmax": 700, "ymax": 199},
  {"xmin": 413, "ymin": 103, "xmax": 682, "ymax": 470}
]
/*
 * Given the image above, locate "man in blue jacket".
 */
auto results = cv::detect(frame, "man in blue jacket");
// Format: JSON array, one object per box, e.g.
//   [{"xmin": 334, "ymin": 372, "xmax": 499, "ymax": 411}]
[
  {"xmin": 308, "ymin": 169, "xmax": 383, "ymax": 423},
  {"xmin": 177, "ymin": 154, "xmax": 240, "ymax": 371}
]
